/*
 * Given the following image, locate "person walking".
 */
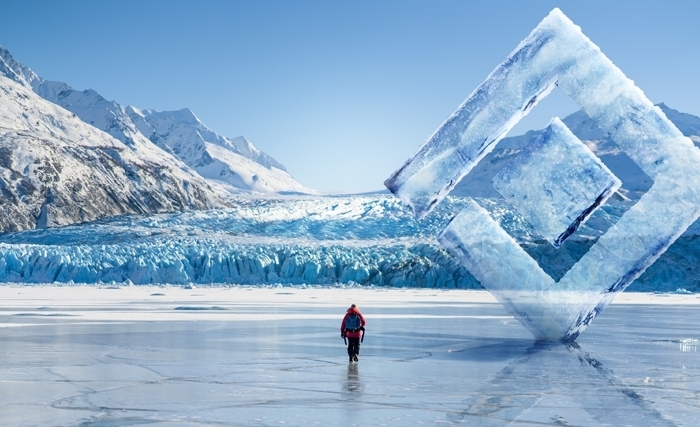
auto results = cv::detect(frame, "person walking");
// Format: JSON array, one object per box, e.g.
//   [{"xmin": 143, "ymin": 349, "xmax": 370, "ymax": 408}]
[{"xmin": 341, "ymin": 304, "xmax": 366, "ymax": 362}]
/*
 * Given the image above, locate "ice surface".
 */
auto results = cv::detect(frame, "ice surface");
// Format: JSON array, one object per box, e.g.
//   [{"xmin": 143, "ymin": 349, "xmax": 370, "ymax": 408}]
[
  {"xmin": 387, "ymin": 8, "xmax": 700, "ymax": 340},
  {"xmin": 492, "ymin": 117, "xmax": 621, "ymax": 247},
  {"xmin": 0, "ymin": 287, "xmax": 698, "ymax": 426}
]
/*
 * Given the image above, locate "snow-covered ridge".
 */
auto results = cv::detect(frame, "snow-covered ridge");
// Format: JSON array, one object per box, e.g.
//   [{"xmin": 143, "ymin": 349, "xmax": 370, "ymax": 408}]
[
  {"xmin": 0, "ymin": 46, "xmax": 221, "ymax": 182},
  {"xmin": 127, "ymin": 106, "xmax": 315, "ymax": 195},
  {"xmin": 129, "ymin": 107, "xmax": 284, "ymax": 170},
  {"xmin": 0, "ymin": 45, "xmax": 312, "ymax": 196},
  {"xmin": 0, "ymin": 76, "xmax": 221, "ymax": 232}
]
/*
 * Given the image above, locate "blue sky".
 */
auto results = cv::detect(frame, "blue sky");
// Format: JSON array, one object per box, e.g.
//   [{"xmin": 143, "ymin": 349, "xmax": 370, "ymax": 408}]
[{"xmin": 2, "ymin": 1, "xmax": 699, "ymax": 193}]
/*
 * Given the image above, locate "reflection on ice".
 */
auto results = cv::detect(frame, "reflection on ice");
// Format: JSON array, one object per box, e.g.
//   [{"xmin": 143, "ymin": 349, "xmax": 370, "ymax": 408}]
[
  {"xmin": 454, "ymin": 342, "xmax": 676, "ymax": 426},
  {"xmin": 1, "ymin": 288, "xmax": 699, "ymax": 426},
  {"xmin": 343, "ymin": 363, "xmax": 363, "ymax": 396}
]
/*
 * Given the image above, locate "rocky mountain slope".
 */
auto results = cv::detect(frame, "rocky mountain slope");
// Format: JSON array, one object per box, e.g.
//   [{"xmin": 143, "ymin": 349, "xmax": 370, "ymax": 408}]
[
  {"xmin": 0, "ymin": 76, "xmax": 223, "ymax": 232},
  {"xmin": 0, "ymin": 45, "xmax": 312, "ymax": 196}
]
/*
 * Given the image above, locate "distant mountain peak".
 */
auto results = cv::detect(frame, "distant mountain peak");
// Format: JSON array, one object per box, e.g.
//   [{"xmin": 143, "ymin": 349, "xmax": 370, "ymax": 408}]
[
  {"xmin": 655, "ymin": 103, "xmax": 700, "ymax": 137},
  {"xmin": 154, "ymin": 107, "xmax": 201, "ymax": 124},
  {"xmin": 0, "ymin": 75, "xmax": 225, "ymax": 232},
  {"xmin": 0, "ymin": 45, "xmax": 41, "ymax": 91},
  {"xmin": 0, "ymin": 44, "xmax": 313, "ymax": 197}
]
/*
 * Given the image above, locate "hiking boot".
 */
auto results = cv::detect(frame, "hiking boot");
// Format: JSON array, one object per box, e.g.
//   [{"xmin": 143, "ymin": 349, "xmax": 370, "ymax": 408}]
[{"xmin": 353, "ymin": 354, "xmax": 359, "ymax": 362}]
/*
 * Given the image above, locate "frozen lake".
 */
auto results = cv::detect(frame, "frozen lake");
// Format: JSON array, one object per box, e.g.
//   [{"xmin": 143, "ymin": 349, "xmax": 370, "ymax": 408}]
[{"xmin": 0, "ymin": 287, "xmax": 699, "ymax": 426}]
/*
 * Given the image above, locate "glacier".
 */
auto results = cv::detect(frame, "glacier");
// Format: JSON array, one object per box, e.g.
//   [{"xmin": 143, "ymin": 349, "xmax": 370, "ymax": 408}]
[
  {"xmin": 386, "ymin": 8, "xmax": 700, "ymax": 340},
  {"xmin": 0, "ymin": 195, "xmax": 699, "ymax": 294},
  {"xmin": 0, "ymin": 196, "xmax": 478, "ymax": 288}
]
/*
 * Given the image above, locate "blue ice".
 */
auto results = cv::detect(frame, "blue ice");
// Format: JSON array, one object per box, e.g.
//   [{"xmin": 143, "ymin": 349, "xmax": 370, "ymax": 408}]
[
  {"xmin": 492, "ymin": 117, "xmax": 620, "ymax": 248},
  {"xmin": 387, "ymin": 8, "xmax": 700, "ymax": 340}
]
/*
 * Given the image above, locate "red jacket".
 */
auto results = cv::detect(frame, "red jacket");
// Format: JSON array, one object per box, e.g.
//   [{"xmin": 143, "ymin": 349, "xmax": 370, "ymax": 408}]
[{"xmin": 341, "ymin": 307, "xmax": 366, "ymax": 339}]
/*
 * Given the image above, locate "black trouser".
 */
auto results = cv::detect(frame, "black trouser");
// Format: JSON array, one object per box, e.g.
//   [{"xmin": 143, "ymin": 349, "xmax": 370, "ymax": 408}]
[{"xmin": 347, "ymin": 338, "xmax": 360, "ymax": 358}]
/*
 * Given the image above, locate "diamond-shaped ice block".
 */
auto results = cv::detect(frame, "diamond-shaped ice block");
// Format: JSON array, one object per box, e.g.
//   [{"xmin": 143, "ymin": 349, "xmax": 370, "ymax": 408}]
[
  {"xmin": 492, "ymin": 117, "xmax": 621, "ymax": 247},
  {"xmin": 385, "ymin": 7, "xmax": 700, "ymax": 341}
]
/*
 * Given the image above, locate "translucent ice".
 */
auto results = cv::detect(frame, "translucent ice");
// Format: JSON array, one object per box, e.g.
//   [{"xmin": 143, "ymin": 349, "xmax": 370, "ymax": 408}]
[
  {"xmin": 388, "ymin": 8, "xmax": 700, "ymax": 340},
  {"xmin": 492, "ymin": 117, "xmax": 621, "ymax": 247}
]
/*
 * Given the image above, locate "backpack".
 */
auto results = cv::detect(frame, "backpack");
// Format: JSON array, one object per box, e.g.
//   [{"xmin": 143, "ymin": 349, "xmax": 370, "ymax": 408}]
[{"xmin": 345, "ymin": 313, "xmax": 361, "ymax": 332}]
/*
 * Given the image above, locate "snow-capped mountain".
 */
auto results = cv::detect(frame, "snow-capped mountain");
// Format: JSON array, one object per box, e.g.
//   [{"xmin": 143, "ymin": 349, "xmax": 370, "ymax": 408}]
[
  {"xmin": 0, "ymin": 76, "xmax": 221, "ymax": 232},
  {"xmin": 656, "ymin": 103, "xmax": 700, "ymax": 143},
  {"xmin": 126, "ymin": 106, "xmax": 315, "ymax": 195},
  {"xmin": 451, "ymin": 104, "xmax": 700, "ymax": 199},
  {"xmin": 0, "ymin": 45, "xmax": 312, "ymax": 195}
]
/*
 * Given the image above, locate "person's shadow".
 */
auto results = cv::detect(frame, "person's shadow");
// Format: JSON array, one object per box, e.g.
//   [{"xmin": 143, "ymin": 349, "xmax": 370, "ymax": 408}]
[
  {"xmin": 343, "ymin": 362, "xmax": 363, "ymax": 397},
  {"xmin": 449, "ymin": 341, "xmax": 677, "ymax": 426}
]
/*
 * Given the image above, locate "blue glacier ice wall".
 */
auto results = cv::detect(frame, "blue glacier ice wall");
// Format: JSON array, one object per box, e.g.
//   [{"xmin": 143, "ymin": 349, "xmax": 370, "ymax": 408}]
[
  {"xmin": 0, "ymin": 196, "xmax": 478, "ymax": 288},
  {"xmin": 0, "ymin": 195, "xmax": 698, "ymax": 291},
  {"xmin": 0, "ymin": 242, "xmax": 479, "ymax": 288}
]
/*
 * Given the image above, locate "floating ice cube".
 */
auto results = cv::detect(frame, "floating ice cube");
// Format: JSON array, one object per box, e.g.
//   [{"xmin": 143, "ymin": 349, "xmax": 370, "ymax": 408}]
[{"xmin": 492, "ymin": 117, "xmax": 621, "ymax": 247}]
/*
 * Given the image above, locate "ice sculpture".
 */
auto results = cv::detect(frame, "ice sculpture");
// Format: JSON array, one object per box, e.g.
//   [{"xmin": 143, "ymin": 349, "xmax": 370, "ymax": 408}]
[
  {"xmin": 385, "ymin": 8, "xmax": 700, "ymax": 341},
  {"xmin": 492, "ymin": 117, "xmax": 621, "ymax": 248}
]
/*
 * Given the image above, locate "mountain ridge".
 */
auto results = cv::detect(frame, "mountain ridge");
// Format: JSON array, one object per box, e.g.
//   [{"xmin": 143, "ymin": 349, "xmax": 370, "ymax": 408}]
[
  {"xmin": 0, "ymin": 45, "xmax": 313, "ymax": 196},
  {"xmin": 0, "ymin": 75, "xmax": 222, "ymax": 232}
]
